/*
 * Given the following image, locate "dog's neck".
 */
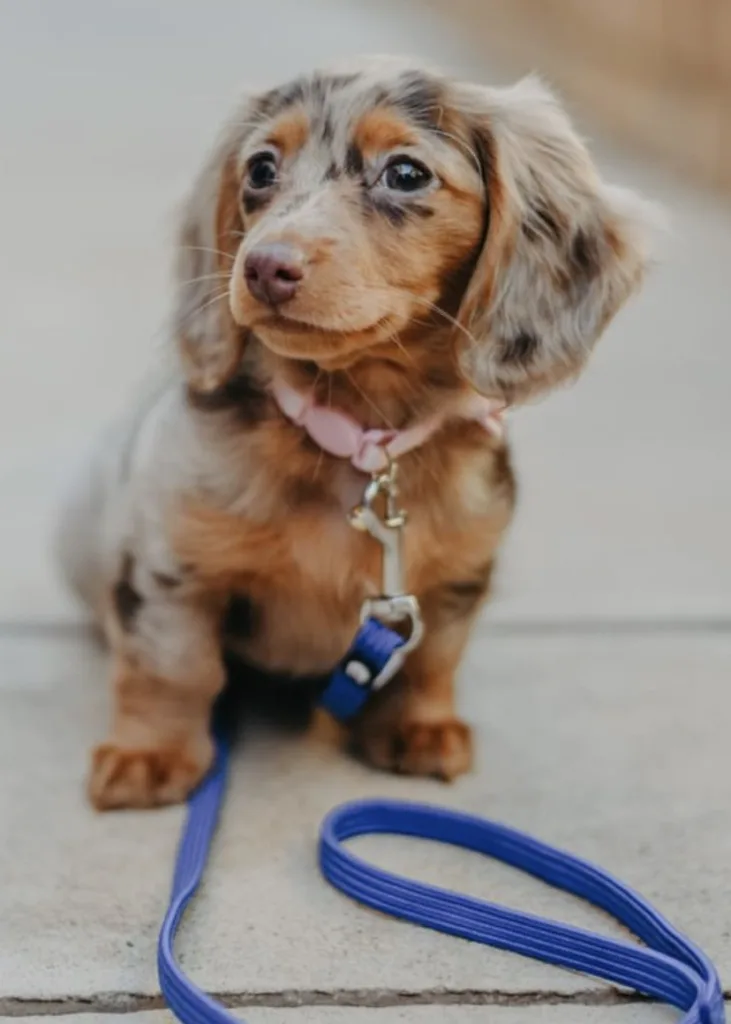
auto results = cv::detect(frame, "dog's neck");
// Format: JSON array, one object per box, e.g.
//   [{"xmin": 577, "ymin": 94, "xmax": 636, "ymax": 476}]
[
  {"xmin": 242, "ymin": 330, "xmax": 503, "ymax": 474},
  {"xmin": 270, "ymin": 374, "xmax": 503, "ymax": 473},
  {"xmin": 254, "ymin": 327, "xmax": 468, "ymax": 432}
]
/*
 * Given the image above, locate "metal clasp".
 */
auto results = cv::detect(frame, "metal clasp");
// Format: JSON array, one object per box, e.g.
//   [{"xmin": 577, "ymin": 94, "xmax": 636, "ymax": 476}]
[{"xmin": 349, "ymin": 460, "xmax": 424, "ymax": 687}]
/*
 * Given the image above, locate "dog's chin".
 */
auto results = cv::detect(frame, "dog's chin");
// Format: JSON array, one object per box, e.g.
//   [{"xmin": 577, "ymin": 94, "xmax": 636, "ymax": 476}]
[{"xmin": 246, "ymin": 314, "xmax": 400, "ymax": 367}]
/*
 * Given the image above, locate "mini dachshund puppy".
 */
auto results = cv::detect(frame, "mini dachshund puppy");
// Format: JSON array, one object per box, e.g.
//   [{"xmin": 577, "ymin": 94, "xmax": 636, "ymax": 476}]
[{"xmin": 57, "ymin": 57, "xmax": 655, "ymax": 809}]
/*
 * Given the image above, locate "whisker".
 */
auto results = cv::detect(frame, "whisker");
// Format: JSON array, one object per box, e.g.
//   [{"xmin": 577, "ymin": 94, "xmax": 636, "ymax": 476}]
[
  {"xmin": 344, "ymin": 371, "xmax": 396, "ymax": 431},
  {"xmin": 309, "ymin": 369, "xmax": 327, "ymax": 482},
  {"xmin": 410, "ymin": 297, "xmax": 479, "ymax": 349},
  {"xmin": 333, "ymin": 283, "xmax": 480, "ymax": 350},
  {"xmin": 176, "ymin": 272, "xmax": 230, "ymax": 291},
  {"xmin": 382, "ymin": 346, "xmax": 430, "ymax": 404},
  {"xmin": 379, "ymin": 331, "xmax": 438, "ymax": 403},
  {"xmin": 384, "ymin": 330, "xmax": 417, "ymax": 367},
  {"xmin": 181, "ymin": 245, "xmax": 236, "ymax": 262},
  {"xmin": 177, "ymin": 289, "xmax": 230, "ymax": 329},
  {"xmin": 347, "ymin": 370, "xmax": 441, "ymax": 485}
]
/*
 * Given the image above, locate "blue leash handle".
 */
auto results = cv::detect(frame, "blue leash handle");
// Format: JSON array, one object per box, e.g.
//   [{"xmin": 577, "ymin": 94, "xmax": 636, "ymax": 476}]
[
  {"xmin": 321, "ymin": 801, "xmax": 725, "ymax": 1024},
  {"xmin": 158, "ymin": 623, "xmax": 726, "ymax": 1024}
]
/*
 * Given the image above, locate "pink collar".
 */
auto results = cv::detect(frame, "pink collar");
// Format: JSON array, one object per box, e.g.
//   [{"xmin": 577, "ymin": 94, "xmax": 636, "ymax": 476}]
[{"xmin": 271, "ymin": 378, "xmax": 505, "ymax": 474}]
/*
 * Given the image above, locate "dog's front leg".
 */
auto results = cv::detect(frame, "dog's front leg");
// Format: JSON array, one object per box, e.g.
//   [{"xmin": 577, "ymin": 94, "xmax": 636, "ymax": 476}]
[
  {"xmin": 89, "ymin": 588, "xmax": 224, "ymax": 810},
  {"xmin": 351, "ymin": 611, "xmax": 477, "ymax": 781}
]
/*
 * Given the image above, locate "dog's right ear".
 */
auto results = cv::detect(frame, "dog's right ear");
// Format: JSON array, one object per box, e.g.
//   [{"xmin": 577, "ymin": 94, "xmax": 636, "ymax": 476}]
[
  {"xmin": 453, "ymin": 77, "xmax": 660, "ymax": 404},
  {"xmin": 175, "ymin": 105, "xmax": 257, "ymax": 394}
]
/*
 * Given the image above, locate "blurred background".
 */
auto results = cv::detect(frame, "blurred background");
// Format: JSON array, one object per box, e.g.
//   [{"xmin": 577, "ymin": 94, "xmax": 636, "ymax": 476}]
[
  {"xmin": 426, "ymin": 0, "xmax": 731, "ymax": 194},
  {"xmin": 0, "ymin": 0, "xmax": 729, "ymax": 627}
]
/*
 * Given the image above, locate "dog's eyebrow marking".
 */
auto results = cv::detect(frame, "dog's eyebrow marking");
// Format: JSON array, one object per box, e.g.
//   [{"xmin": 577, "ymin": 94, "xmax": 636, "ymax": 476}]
[
  {"xmin": 353, "ymin": 108, "xmax": 419, "ymax": 157},
  {"xmin": 268, "ymin": 109, "xmax": 310, "ymax": 155},
  {"xmin": 500, "ymin": 331, "xmax": 540, "ymax": 365},
  {"xmin": 113, "ymin": 553, "xmax": 143, "ymax": 631}
]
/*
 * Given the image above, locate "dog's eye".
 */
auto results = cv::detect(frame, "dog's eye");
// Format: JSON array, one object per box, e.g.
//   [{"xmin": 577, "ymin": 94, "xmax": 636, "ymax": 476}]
[
  {"xmin": 246, "ymin": 152, "xmax": 278, "ymax": 191},
  {"xmin": 380, "ymin": 158, "xmax": 432, "ymax": 192}
]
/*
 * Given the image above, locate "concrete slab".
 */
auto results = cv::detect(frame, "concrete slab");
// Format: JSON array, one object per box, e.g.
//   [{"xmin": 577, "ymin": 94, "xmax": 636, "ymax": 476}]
[
  {"xmin": 0, "ymin": 1, "xmax": 730, "ymax": 626},
  {"xmin": 0, "ymin": 1008, "xmax": 678, "ymax": 1023},
  {"xmin": 1, "ymin": 629, "xmax": 728, "ymax": 1002}
]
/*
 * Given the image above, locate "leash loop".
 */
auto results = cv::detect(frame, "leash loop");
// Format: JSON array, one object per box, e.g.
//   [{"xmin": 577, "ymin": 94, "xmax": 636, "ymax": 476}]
[
  {"xmin": 158, "ymin": 738, "xmax": 725, "ymax": 1024},
  {"xmin": 320, "ymin": 800, "xmax": 725, "ymax": 1024}
]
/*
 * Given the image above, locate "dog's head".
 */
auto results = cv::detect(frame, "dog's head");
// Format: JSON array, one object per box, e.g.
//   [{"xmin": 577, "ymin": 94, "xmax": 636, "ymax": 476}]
[{"xmin": 177, "ymin": 58, "xmax": 656, "ymax": 403}]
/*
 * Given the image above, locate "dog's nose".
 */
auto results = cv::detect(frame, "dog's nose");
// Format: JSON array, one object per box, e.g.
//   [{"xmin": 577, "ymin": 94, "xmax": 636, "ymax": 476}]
[{"xmin": 243, "ymin": 242, "xmax": 304, "ymax": 306}]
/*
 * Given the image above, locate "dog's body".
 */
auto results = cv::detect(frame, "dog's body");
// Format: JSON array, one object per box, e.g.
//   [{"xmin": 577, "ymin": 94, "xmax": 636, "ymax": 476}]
[{"xmin": 58, "ymin": 58, "xmax": 654, "ymax": 809}]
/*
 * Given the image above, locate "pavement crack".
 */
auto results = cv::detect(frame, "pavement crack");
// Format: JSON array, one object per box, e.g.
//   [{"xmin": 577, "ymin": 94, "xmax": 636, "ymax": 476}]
[{"xmin": 0, "ymin": 987, "xmax": 691, "ymax": 1016}]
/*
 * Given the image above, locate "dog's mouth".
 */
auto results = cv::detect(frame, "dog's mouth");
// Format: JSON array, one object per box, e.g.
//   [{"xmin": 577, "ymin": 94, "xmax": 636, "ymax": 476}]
[{"xmin": 250, "ymin": 312, "xmax": 398, "ymax": 362}]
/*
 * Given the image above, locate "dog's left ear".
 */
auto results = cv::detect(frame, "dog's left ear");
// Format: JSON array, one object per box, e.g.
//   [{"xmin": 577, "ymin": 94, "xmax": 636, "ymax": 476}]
[
  {"xmin": 454, "ymin": 77, "xmax": 660, "ymax": 403},
  {"xmin": 175, "ymin": 110, "xmax": 252, "ymax": 394}
]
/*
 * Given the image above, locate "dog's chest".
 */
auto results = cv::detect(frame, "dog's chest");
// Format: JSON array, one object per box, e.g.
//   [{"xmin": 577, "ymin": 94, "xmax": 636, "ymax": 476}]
[
  {"xmin": 224, "ymin": 499, "xmax": 383, "ymax": 675},
  {"xmin": 214, "ymin": 440, "xmax": 509, "ymax": 678}
]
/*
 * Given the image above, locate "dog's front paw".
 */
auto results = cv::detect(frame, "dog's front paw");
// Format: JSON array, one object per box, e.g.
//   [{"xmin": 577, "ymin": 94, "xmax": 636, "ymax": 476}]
[
  {"xmin": 88, "ymin": 735, "xmax": 214, "ymax": 810},
  {"xmin": 356, "ymin": 718, "xmax": 473, "ymax": 781}
]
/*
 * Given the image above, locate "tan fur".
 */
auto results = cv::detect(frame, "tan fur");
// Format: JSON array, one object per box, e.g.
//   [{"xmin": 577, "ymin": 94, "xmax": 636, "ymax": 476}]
[
  {"xmin": 173, "ymin": 418, "xmax": 513, "ymax": 675},
  {"xmin": 267, "ymin": 109, "xmax": 311, "ymax": 157},
  {"xmin": 56, "ymin": 58, "xmax": 656, "ymax": 808},
  {"xmin": 354, "ymin": 108, "xmax": 420, "ymax": 155},
  {"xmin": 89, "ymin": 656, "xmax": 218, "ymax": 809}
]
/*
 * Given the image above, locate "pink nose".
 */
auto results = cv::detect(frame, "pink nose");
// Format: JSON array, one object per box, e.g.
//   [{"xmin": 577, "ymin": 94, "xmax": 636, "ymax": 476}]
[{"xmin": 243, "ymin": 242, "xmax": 304, "ymax": 306}]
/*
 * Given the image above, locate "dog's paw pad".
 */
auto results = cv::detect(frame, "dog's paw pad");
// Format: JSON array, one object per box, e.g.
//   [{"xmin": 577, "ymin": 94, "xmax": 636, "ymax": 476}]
[{"xmin": 88, "ymin": 738, "xmax": 213, "ymax": 810}]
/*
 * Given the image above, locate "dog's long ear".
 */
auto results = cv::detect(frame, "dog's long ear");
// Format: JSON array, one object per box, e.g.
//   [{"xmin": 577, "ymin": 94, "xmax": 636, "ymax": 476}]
[
  {"xmin": 454, "ymin": 77, "xmax": 659, "ymax": 403},
  {"xmin": 175, "ymin": 106, "xmax": 255, "ymax": 394}
]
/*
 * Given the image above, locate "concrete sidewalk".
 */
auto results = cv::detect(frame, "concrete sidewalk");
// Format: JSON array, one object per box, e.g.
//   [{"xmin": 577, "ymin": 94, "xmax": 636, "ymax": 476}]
[{"xmin": 1, "ymin": 1, "xmax": 729, "ymax": 1022}]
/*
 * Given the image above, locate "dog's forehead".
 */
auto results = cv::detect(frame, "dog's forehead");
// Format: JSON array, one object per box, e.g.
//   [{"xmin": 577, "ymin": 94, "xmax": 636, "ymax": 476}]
[{"xmin": 254, "ymin": 65, "xmax": 446, "ymax": 139}]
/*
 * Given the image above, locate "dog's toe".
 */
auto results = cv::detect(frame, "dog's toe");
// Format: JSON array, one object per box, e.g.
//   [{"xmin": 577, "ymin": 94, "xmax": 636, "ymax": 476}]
[{"xmin": 88, "ymin": 736, "xmax": 213, "ymax": 810}]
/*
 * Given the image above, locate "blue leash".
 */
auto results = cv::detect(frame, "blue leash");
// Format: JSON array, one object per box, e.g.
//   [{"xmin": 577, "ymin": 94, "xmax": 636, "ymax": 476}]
[{"xmin": 158, "ymin": 618, "xmax": 725, "ymax": 1024}]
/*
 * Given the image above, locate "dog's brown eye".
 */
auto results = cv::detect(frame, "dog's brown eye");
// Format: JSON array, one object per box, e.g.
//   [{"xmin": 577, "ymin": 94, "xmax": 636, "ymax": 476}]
[
  {"xmin": 246, "ymin": 153, "xmax": 278, "ymax": 190},
  {"xmin": 381, "ymin": 158, "xmax": 432, "ymax": 192}
]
